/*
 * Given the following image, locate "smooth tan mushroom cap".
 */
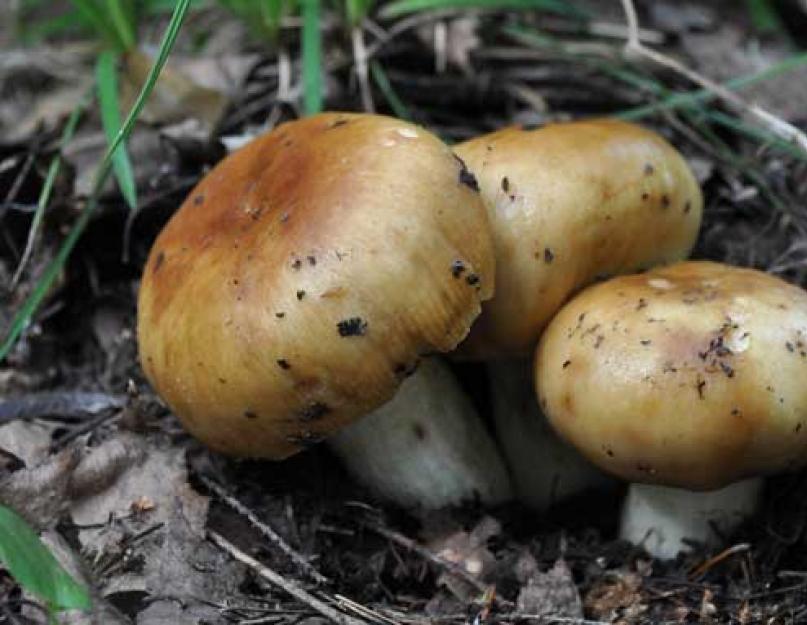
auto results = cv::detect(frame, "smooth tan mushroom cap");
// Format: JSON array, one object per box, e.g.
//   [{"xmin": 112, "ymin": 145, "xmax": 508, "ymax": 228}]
[
  {"xmin": 535, "ymin": 261, "xmax": 807, "ymax": 491},
  {"xmin": 455, "ymin": 119, "xmax": 703, "ymax": 358},
  {"xmin": 137, "ymin": 113, "xmax": 495, "ymax": 459}
]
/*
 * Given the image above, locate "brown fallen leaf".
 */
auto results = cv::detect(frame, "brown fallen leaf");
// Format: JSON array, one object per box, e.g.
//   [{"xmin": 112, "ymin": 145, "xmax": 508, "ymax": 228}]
[
  {"xmin": 64, "ymin": 124, "xmax": 181, "ymax": 201},
  {"xmin": 517, "ymin": 558, "xmax": 583, "ymax": 619},
  {"xmin": 584, "ymin": 570, "xmax": 646, "ymax": 622},
  {"xmin": 424, "ymin": 515, "xmax": 500, "ymax": 601},
  {"xmin": 119, "ymin": 48, "xmax": 230, "ymax": 136},
  {"xmin": 0, "ymin": 44, "xmax": 94, "ymax": 143},
  {"xmin": 0, "ymin": 447, "xmax": 80, "ymax": 528},
  {"xmin": 70, "ymin": 439, "xmax": 242, "ymax": 609},
  {"xmin": 0, "ymin": 431, "xmax": 144, "ymax": 528},
  {"xmin": 0, "ymin": 419, "xmax": 54, "ymax": 468}
]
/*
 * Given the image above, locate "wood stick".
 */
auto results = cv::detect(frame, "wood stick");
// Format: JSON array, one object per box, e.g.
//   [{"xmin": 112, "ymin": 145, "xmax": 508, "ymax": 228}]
[{"xmin": 207, "ymin": 530, "xmax": 365, "ymax": 625}]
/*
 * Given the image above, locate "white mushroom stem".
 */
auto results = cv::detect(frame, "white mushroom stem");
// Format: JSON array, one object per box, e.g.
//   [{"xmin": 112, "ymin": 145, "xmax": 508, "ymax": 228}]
[
  {"xmin": 328, "ymin": 358, "xmax": 513, "ymax": 509},
  {"xmin": 620, "ymin": 478, "xmax": 763, "ymax": 560},
  {"xmin": 489, "ymin": 360, "xmax": 612, "ymax": 510}
]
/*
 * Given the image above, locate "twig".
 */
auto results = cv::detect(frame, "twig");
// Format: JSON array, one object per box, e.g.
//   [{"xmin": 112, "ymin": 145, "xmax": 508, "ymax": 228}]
[
  {"xmin": 370, "ymin": 612, "xmax": 613, "ymax": 625},
  {"xmin": 513, "ymin": 618, "xmax": 612, "ymax": 625},
  {"xmin": 688, "ymin": 542, "xmax": 752, "ymax": 580},
  {"xmin": 197, "ymin": 474, "xmax": 330, "ymax": 585},
  {"xmin": 278, "ymin": 44, "xmax": 292, "ymax": 103},
  {"xmin": 352, "ymin": 24, "xmax": 375, "ymax": 112},
  {"xmin": 434, "ymin": 20, "xmax": 448, "ymax": 73},
  {"xmin": 334, "ymin": 594, "xmax": 402, "ymax": 624},
  {"xmin": 207, "ymin": 530, "xmax": 365, "ymax": 625},
  {"xmin": 362, "ymin": 521, "xmax": 512, "ymax": 608},
  {"xmin": 366, "ymin": 9, "xmax": 463, "ymax": 60},
  {"xmin": 618, "ymin": 0, "xmax": 807, "ymax": 156},
  {"xmin": 50, "ymin": 410, "xmax": 120, "ymax": 451},
  {"xmin": 2, "ymin": 152, "xmax": 35, "ymax": 208},
  {"xmin": 0, "ymin": 391, "xmax": 125, "ymax": 424},
  {"xmin": 12, "ymin": 92, "xmax": 88, "ymax": 288}
]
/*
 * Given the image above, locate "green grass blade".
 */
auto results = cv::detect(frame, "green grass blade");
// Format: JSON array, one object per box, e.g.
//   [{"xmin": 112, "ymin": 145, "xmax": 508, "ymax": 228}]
[
  {"xmin": 104, "ymin": 0, "xmax": 137, "ymax": 50},
  {"xmin": 745, "ymin": 0, "xmax": 786, "ymax": 34},
  {"xmin": 506, "ymin": 24, "xmax": 807, "ymax": 126},
  {"xmin": 11, "ymin": 90, "xmax": 92, "ymax": 289},
  {"xmin": 504, "ymin": 24, "xmax": 658, "ymax": 80},
  {"xmin": 145, "ymin": 0, "xmax": 206, "ymax": 12},
  {"xmin": 70, "ymin": 0, "xmax": 122, "ymax": 50},
  {"xmin": 96, "ymin": 51, "xmax": 138, "ymax": 210},
  {"xmin": 370, "ymin": 61, "xmax": 411, "ymax": 120},
  {"xmin": 0, "ymin": 505, "xmax": 91, "ymax": 613},
  {"xmin": 16, "ymin": 11, "xmax": 85, "ymax": 43},
  {"xmin": 0, "ymin": 0, "xmax": 192, "ymax": 363},
  {"xmin": 346, "ymin": 0, "xmax": 374, "ymax": 25},
  {"xmin": 259, "ymin": 0, "xmax": 286, "ymax": 41},
  {"xmin": 706, "ymin": 110, "xmax": 807, "ymax": 163},
  {"xmin": 505, "ymin": 23, "xmax": 807, "ymax": 162},
  {"xmin": 301, "ymin": 0, "xmax": 323, "ymax": 115},
  {"xmin": 218, "ymin": 0, "xmax": 289, "ymax": 44},
  {"xmin": 618, "ymin": 52, "xmax": 807, "ymax": 121},
  {"xmin": 381, "ymin": 0, "xmax": 587, "ymax": 19}
]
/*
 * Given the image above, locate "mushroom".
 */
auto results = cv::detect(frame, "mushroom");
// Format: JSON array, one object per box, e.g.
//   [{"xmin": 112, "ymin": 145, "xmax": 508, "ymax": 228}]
[
  {"xmin": 488, "ymin": 359, "xmax": 612, "ymax": 510},
  {"xmin": 453, "ymin": 119, "xmax": 703, "ymax": 508},
  {"xmin": 535, "ymin": 261, "xmax": 807, "ymax": 558},
  {"xmin": 454, "ymin": 118, "xmax": 703, "ymax": 359},
  {"xmin": 329, "ymin": 357, "xmax": 512, "ymax": 508},
  {"xmin": 138, "ymin": 112, "xmax": 510, "ymax": 506}
]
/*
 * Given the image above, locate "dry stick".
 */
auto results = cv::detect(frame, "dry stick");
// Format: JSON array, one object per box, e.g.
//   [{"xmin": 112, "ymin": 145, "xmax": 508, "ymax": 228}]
[
  {"xmin": 618, "ymin": 0, "xmax": 807, "ymax": 156},
  {"xmin": 334, "ymin": 594, "xmax": 402, "ymax": 625},
  {"xmin": 378, "ymin": 613, "xmax": 612, "ymax": 625},
  {"xmin": 208, "ymin": 530, "xmax": 366, "ymax": 625},
  {"xmin": 363, "ymin": 522, "xmax": 512, "ymax": 608},
  {"xmin": 434, "ymin": 20, "xmax": 448, "ymax": 74},
  {"xmin": 3, "ymin": 152, "xmax": 35, "ymax": 208},
  {"xmin": 10, "ymin": 152, "xmax": 48, "ymax": 289},
  {"xmin": 688, "ymin": 542, "xmax": 752, "ymax": 580},
  {"xmin": 197, "ymin": 474, "xmax": 330, "ymax": 585},
  {"xmin": 352, "ymin": 24, "xmax": 375, "ymax": 112},
  {"xmin": 366, "ymin": 9, "xmax": 462, "ymax": 61},
  {"xmin": 278, "ymin": 45, "xmax": 292, "ymax": 103},
  {"xmin": 50, "ymin": 410, "xmax": 120, "ymax": 451}
]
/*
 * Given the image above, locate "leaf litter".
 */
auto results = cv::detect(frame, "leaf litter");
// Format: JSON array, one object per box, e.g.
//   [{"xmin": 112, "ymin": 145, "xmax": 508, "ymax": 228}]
[{"xmin": 2, "ymin": 1, "xmax": 807, "ymax": 623}]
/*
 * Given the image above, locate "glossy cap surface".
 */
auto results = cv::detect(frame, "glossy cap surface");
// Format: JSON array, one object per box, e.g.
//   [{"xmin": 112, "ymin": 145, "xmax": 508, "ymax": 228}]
[
  {"xmin": 138, "ymin": 113, "xmax": 495, "ymax": 458},
  {"xmin": 536, "ymin": 261, "xmax": 807, "ymax": 490},
  {"xmin": 456, "ymin": 119, "xmax": 703, "ymax": 358}
]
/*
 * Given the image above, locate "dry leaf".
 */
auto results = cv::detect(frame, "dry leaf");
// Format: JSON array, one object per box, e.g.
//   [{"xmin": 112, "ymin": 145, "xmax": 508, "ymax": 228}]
[
  {"xmin": 424, "ymin": 515, "xmax": 500, "ymax": 601},
  {"xmin": 517, "ymin": 558, "xmax": 583, "ymax": 619},
  {"xmin": 119, "ymin": 48, "xmax": 229, "ymax": 136},
  {"xmin": 585, "ymin": 571, "xmax": 646, "ymax": 622}
]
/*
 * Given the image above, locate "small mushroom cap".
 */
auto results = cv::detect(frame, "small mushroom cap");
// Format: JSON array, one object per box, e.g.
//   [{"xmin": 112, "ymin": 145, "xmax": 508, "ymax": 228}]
[
  {"xmin": 138, "ymin": 113, "xmax": 495, "ymax": 459},
  {"xmin": 454, "ymin": 119, "xmax": 703, "ymax": 358},
  {"xmin": 535, "ymin": 261, "xmax": 807, "ymax": 491}
]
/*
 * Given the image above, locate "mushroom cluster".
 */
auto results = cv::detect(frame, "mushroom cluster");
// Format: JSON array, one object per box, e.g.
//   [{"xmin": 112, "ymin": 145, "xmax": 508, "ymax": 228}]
[
  {"xmin": 453, "ymin": 119, "xmax": 704, "ymax": 511},
  {"xmin": 138, "ymin": 112, "xmax": 807, "ymax": 558}
]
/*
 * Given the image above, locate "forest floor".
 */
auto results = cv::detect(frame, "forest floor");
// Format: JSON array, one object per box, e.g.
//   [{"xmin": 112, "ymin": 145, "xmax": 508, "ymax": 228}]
[{"xmin": 2, "ymin": 0, "xmax": 807, "ymax": 623}]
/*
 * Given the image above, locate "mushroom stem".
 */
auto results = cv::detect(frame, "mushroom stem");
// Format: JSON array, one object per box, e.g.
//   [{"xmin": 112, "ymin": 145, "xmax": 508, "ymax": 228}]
[
  {"xmin": 489, "ymin": 359, "xmax": 612, "ymax": 510},
  {"xmin": 328, "ymin": 358, "xmax": 513, "ymax": 509},
  {"xmin": 619, "ymin": 478, "xmax": 763, "ymax": 559}
]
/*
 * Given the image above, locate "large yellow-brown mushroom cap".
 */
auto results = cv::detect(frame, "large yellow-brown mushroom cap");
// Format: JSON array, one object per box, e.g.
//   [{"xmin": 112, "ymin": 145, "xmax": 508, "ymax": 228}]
[
  {"xmin": 535, "ymin": 261, "xmax": 807, "ymax": 491},
  {"xmin": 455, "ymin": 119, "xmax": 703, "ymax": 358},
  {"xmin": 137, "ymin": 113, "xmax": 495, "ymax": 459}
]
